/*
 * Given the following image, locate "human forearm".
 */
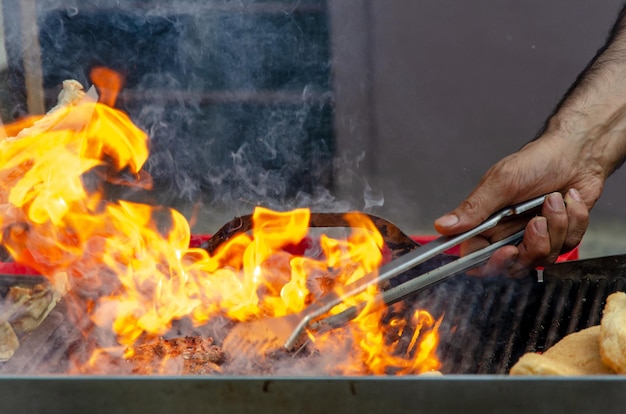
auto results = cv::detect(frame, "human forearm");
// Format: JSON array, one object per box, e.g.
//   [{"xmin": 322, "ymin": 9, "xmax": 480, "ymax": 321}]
[
  {"xmin": 543, "ymin": 5, "xmax": 626, "ymax": 177},
  {"xmin": 432, "ymin": 6, "xmax": 626, "ymax": 275}
]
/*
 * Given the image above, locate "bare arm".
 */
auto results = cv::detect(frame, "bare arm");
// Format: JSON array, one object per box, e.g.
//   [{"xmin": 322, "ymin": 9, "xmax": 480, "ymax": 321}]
[
  {"xmin": 547, "ymin": 4, "xmax": 626, "ymax": 177},
  {"xmin": 434, "ymin": 5, "xmax": 626, "ymax": 276}
]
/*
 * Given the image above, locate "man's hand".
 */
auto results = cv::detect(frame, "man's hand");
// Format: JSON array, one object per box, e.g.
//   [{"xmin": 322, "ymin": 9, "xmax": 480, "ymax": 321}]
[
  {"xmin": 434, "ymin": 134, "xmax": 600, "ymax": 277},
  {"xmin": 433, "ymin": 4, "xmax": 626, "ymax": 277}
]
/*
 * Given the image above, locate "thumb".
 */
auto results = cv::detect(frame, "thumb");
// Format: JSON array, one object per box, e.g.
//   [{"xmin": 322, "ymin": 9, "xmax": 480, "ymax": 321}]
[{"xmin": 434, "ymin": 187, "xmax": 508, "ymax": 235}]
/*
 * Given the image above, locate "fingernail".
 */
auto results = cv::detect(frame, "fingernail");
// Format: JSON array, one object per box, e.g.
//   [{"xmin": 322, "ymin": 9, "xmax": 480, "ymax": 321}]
[
  {"xmin": 568, "ymin": 188, "xmax": 582, "ymax": 202},
  {"xmin": 435, "ymin": 214, "xmax": 459, "ymax": 228},
  {"xmin": 532, "ymin": 217, "xmax": 548, "ymax": 235},
  {"xmin": 547, "ymin": 193, "xmax": 565, "ymax": 212}
]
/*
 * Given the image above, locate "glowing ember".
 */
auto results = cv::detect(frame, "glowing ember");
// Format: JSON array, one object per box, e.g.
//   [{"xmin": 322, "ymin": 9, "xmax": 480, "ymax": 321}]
[{"xmin": 0, "ymin": 68, "xmax": 441, "ymax": 375}]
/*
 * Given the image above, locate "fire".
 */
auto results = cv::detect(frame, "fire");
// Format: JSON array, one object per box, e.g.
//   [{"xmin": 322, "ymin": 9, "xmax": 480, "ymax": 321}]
[{"xmin": 0, "ymin": 67, "xmax": 441, "ymax": 375}]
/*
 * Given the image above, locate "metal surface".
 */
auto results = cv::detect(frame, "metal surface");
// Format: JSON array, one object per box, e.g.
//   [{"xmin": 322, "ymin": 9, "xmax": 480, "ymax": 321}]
[
  {"xmin": 202, "ymin": 212, "xmax": 422, "ymax": 257},
  {"xmin": 543, "ymin": 253, "xmax": 626, "ymax": 281},
  {"xmin": 0, "ymin": 375, "xmax": 626, "ymax": 414},
  {"xmin": 0, "ymin": 274, "xmax": 46, "ymax": 291},
  {"xmin": 380, "ymin": 194, "xmax": 545, "ymax": 275}
]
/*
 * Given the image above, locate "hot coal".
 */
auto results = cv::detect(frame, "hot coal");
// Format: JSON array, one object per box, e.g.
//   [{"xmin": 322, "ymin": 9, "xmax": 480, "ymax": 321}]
[{"xmin": 127, "ymin": 336, "xmax": 226, "ymax": 375}]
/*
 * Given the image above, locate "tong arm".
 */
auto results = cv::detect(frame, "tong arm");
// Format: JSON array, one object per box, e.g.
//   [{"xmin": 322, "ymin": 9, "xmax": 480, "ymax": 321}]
[
  {"xmin": 310, "ymin": 230, "xmax": 527, "ymax": 336},
  {"xmin": 373, "ymin": 194, "xmax": 546, "ymax": 285},
  {"xmin": 283, "ymin": 195, "xmax": 546, "ymax": 350}
]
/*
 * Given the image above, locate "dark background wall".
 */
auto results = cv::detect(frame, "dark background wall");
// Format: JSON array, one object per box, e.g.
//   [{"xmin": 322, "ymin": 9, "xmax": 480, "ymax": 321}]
[
  {"xmin": 2, "ymin": 1, "xmax": 336, "ymax": 217},
  {"xmin": 329, "ymin": 1, "xmax": 626, "ymax": 255}
]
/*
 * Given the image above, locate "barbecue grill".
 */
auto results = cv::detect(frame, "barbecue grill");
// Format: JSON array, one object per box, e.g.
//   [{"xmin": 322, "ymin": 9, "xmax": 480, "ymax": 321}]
[
  {"xmin": 1, "ymin": 214, "xmax": 626, "ymax": 413},
  {"xmin": 3, "ymin": 2, "xmax": 626, "ymax": 413}
]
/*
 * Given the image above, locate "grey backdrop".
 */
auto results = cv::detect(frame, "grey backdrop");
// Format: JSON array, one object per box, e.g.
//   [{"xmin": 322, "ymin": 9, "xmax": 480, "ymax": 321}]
[{"xmin": 329, "ymin": 1, "xmax": 626, "ymax": 256}]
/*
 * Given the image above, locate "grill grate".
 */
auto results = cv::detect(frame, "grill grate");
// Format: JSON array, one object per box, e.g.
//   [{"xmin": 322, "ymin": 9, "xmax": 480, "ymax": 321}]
[
  {"xmin": 2, "ymin": 211, "xmax": 626, "ymax": 375},
  {"xmin": 2, "ymin": 269, "xmax": 626, "ymax": 375},
  {"xmin": 405, "ymin": 271, "xmax": 626, "ymax": 374}
]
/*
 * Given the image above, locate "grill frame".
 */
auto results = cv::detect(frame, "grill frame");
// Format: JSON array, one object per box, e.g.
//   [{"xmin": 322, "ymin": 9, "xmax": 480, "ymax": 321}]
[
  {"xmin": 1, "ymin": 375, "xmax": 625, "ymax": 414},
  {"xmin": 2, "ymin": 217, "xmax": 626, "ymax": 413}
]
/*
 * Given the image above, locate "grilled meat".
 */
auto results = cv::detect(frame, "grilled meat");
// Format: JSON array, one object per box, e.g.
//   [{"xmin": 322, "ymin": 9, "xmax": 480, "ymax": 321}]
[{"xmin": 126, "ymin": 336, "xmax": 226, "ymax": 375}]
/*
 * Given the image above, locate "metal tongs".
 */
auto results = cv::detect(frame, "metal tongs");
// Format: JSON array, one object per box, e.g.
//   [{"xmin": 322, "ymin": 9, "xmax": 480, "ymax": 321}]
[
  {"xmin": 222, "ymin": 195, "xmax": 547, "ymax": 355},
  {"xmin": 283, "ymin": 195, "xmax": 547, "ymax": 349}
]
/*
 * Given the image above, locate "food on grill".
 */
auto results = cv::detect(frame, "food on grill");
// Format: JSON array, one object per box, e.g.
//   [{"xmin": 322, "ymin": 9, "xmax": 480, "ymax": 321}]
[
  {"xmin": 600, "ymin": 291, "xmax": 626, "ymax": 373},
  {"xmin": 0, "ymin": 322, "xmax": 19, "ymax": 361},
  {"xmin": 0, "ymin": 80, "xmax": 82, "ymax": 362},
  {"xmin": 511, "ymin": 291, "xmax": 626, "ymax": 376},
  {"xmin": 510, "ymin": 352, "xmax": 587, "ymax": 376},
  {"xmin": 126, "ymin": 336, "xmax": 226, "ymax": 375},
  {"xmin": 510, "ymin": 326, "xmax": 613, "ymax": 375},
  {"xmin": 0, "ymin": 281, "xmax": 64, "ymax": 362}
]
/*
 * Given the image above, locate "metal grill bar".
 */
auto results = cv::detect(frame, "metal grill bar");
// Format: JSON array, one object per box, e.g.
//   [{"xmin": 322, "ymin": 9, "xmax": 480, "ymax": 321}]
[
  {"xmin": 495, "ymin": 279, "xmax": 533, "ymax": 374},
  {"xmin": 3, "ymin": 215, "xmax": 626, "ymax": 376},
  {"xmin": 588, "ymin": 279, "xmax": 608, "ymax": 326},
  {"xmin": 567, "ymin": 278, "xmax": 591, "ymax": 333}
]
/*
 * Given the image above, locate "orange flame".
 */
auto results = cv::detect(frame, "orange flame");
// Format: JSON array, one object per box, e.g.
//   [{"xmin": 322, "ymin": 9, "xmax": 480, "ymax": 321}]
[{"xmin": 0, "ymin": 67, "xmax": 442, "ymax": 375}]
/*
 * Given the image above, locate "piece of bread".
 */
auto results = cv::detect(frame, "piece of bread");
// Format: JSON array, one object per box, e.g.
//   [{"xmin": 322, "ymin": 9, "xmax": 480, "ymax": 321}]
[
  {"xmin": 511, "ymin": 326, "xmax": 614, "ymax": 375},
  {"xmin": 600, "ymin": 291, "xmax": 626, "ymax": 373},
  {"xmin": 544, "ymin": 325, "xmax": 614, "ymax": 374},
  {"xmin": 510, "ymin": 352, "xmax": 588, "ymax": 376}
]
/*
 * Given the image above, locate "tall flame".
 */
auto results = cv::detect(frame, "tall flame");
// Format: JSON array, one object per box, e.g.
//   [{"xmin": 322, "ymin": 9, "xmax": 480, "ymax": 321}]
[{"xmin": 0, "ymin": 68, "xmax": 441, "ymax": 375}]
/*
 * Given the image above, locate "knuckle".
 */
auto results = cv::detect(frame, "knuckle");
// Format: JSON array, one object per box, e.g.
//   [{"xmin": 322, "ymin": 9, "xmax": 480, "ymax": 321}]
[
  {"xmin": 524, "ymin": 236, "xmax": 551, "ymax": 263},
  {"xmin": 563, "ymin": 228, "xmax": 586, "ymax": 252},
  {"xmin": 458, "ymin": 197, "xmax": 482, "ymax": 216},
  {"xmin": 544, "ymin": 252, "xmax": 561, "ymax": 266},
  {"xmin": 458, "ymin": 194, "xmax": 494, "ymax": 223}
]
